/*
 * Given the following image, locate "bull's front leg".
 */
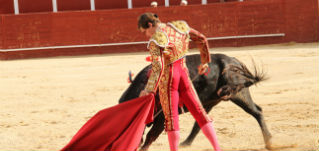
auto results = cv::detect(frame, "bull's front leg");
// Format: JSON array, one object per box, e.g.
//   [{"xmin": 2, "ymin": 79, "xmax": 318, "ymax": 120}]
[
  {"xmin": 140, "ymin": 112, "xmax": 165, "ymax": 151},
  {"xmin": 180, "ymin": 122, "xmax": 201, "ymax": 146}
]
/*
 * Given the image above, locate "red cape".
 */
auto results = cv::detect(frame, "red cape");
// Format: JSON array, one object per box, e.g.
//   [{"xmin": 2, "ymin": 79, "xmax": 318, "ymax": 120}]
[{"xmin": 61, "ymin": 94, "xmax": 155, "ymax": 151}]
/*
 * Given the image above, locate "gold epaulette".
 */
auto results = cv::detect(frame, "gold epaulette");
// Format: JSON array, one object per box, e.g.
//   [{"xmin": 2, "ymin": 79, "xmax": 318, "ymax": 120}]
[
  {"xmin": 147, "ymin": 31, "xmax": 169, "ymax": 49},
  {"xmin": 167, "ymin": 20, "xmax": 190, "ymax": 35}
]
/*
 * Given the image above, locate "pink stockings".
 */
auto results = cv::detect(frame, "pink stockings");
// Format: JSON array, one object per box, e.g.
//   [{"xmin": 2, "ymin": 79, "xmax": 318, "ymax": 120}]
[
  {"xmin": 167, "ymin": 131, "xmax": 179, "ymax": 151},
  {"xmin": 167, "ymin": 122, "xmax": 221, "ymax": 151},
  {"xmin": 201, "ymin": 122, "xmax": 221, "ymax": 151}
]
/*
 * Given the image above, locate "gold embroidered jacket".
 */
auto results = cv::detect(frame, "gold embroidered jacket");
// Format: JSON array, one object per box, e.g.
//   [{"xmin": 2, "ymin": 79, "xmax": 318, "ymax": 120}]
[{"xmin": 144, "ymin": 20, "xmax": 211, "ymax": 92}]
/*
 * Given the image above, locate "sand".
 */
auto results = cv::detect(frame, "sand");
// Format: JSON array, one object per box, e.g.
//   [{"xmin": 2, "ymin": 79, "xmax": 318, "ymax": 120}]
[{"xmin": 0, "ymin": 42, "xmax": 318, "ymax": 151}]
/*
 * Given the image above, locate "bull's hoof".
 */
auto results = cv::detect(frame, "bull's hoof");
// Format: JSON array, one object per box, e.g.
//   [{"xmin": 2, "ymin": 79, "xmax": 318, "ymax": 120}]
[
  {"xmin": 265, "ymin": 138, "xmax": 273, "ymax": 150},
  {"xmin": 180, "ymin": 141, "xmax": 191, "ymax": 147},
  {"xmin": 265, "ymin": 144, "xmax": 273, "ymax": 150},
  {"xmin": 139, "ymin": 146, "xmax": 149, "ymax": 151},
  {"xmin": 264, "ymin": 138, "xmax": 297, "ymax": 151}
]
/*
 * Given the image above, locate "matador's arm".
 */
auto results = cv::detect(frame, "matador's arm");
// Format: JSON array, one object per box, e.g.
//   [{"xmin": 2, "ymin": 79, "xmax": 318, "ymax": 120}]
[{"xmin": 189, "ymin": 28, "xmax": 211, "ymax": 64}]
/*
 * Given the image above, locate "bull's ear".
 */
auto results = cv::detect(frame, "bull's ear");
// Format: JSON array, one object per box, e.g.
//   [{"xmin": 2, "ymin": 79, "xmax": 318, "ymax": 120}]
[{"xmin": 127, "ymin": 70, "xmax": 134, "ymax": 83}]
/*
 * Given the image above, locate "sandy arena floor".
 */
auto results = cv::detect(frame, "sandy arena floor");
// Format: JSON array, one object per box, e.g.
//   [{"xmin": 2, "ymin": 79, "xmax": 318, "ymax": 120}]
[{"xmin": 0, "ymin": 42, "xmax": 318, "ymax": 151}]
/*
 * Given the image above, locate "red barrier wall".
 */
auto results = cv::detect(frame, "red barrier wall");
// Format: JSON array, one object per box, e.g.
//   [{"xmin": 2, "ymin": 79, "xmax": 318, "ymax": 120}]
[
  {"xmin": 0, "ymin": 0, "xmax": 258, "ymax": 14},
  {"xmin": 0, "ymin": 0, "xmax": 318, "ymax": 60},
  {"xmin": 57, "ymin": 0, "xmax": 91, "ymax": 11},
  {"xmin": 284, "ymin": 0, "xmax": 319, "ymax": 43},
  {"xmin": 19, "ymin": 0, "xmax": 53, "ymax": 13},
  {"xmin": 0, "ymin": 0, "xmax": 14, "ymax": 14},
  {"xmin": 0, "ymin": 16, "xmax": 2, "ymax": 48},
  {"xmin": 95, "ymin": 0, "xmax": 127, "ymax": 9}
]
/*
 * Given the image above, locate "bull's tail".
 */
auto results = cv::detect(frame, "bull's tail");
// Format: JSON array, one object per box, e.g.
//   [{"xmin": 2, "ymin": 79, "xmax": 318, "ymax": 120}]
[
  {"xmin": 230, "ymin": 59, "xmax": 268, "ymax": 87},
  {"xmin": 218, "ymin": 58, "xmax": 268, "ymax": 100}
]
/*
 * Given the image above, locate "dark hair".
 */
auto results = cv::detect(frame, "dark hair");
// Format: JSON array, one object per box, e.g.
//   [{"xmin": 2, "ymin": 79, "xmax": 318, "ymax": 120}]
[{"xmin": 138, "ymin": 13, "xmax": 160, "ymax": 29}]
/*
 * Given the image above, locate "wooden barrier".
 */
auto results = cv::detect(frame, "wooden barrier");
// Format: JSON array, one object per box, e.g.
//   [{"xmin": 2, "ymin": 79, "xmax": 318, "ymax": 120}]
[
  {"xmin": 1, "ymin": 0, "xmax": 227, "ymax": 14},
  {"xmin": 0, "ymin": 0, "xmax": 318, "ymax": 60}
]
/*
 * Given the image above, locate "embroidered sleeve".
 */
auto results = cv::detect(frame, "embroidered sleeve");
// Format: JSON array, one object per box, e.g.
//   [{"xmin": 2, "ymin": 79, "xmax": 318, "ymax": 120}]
[
  {"xmin": 189, "ymin": 28, "xmax": 211, "ymax": 64},
  {"xmin": 145, "ymin": 41, "xmax": 164, "ymax": 93}
]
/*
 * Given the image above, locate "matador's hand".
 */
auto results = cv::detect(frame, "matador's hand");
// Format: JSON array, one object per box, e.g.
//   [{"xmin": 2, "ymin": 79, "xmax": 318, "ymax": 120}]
[{"xmin": 198, "ymin": 63, "xmax": 209, "ymax": 75}]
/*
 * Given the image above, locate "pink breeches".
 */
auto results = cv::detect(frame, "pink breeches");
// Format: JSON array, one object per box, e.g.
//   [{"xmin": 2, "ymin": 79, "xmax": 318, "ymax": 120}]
[{"xmin": 158, "ymin": 58, "xmax": 211, "ymax": 131}]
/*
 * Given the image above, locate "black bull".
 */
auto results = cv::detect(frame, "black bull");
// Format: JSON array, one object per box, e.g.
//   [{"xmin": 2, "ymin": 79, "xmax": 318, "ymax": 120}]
[{"xmin": 119, "ymin": 53, "xmax": 272, "ymax": 150}]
